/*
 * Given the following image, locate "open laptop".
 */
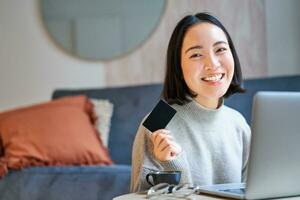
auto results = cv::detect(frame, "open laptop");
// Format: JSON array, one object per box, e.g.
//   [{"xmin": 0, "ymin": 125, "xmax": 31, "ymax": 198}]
[{"xmin": 197, "ymin": 91, "xmax": 300, "ymax": 199}]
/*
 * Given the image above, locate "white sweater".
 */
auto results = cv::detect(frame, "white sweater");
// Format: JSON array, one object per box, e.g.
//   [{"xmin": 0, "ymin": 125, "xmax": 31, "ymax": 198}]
[{"xmin": 130, "ymin": 99, "xmax": 251, "ymax": 192}]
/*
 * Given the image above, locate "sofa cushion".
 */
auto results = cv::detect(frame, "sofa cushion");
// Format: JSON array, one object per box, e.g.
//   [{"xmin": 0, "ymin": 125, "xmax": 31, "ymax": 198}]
[
  {"xmin": 90, "ymin": 99, "xmax": 114, "ymax": 147},
  {"xmin": 0, "ymin": 165, "xmax": 131, "ymax": 200},
  {"xmin": 52, "ymin": 84, "xmax": 163, "ymax": 165},
  {"xmin": 0, "ymin": 96, "xmax": 113, "ymax": 177}
]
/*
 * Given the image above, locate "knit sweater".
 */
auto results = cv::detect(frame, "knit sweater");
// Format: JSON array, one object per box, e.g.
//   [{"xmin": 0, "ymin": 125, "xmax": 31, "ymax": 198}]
[{"xmin": 130, "ymin": 99, "xmax": 251, "ymax": 192}]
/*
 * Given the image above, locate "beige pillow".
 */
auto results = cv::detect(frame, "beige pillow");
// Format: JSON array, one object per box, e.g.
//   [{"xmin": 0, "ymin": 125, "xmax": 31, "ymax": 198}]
[{"xmin": 90, "ymin": 99, "xmax": 114, "ymax": 147}]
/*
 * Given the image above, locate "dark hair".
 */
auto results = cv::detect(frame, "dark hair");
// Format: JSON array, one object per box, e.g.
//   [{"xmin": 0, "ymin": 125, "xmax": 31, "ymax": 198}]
[{"xmin": 163, "ymin": 12, "xmax": 245, "ymax": 105}]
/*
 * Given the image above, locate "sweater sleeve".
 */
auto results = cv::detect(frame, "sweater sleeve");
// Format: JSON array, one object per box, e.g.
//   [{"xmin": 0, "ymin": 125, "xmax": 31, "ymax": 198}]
[
  {"xmin": 130, "ymin": 123, "xmax": 191, "ymax": 192},
  {"xmin": 158, "ymin": 151, "xmax": 192, "ymax": 184}
]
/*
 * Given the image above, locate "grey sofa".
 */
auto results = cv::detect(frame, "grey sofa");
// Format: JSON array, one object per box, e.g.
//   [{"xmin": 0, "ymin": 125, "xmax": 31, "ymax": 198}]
[{"xmin": 0, "ymin": 75, "xmax": 299, "ymax": 200}]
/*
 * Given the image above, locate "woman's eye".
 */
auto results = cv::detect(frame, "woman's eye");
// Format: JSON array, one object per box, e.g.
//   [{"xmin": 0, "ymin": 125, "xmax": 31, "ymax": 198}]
[
  {"xmin": 216, "ymin": 47, "xmax": 227, "ymax": 53},
  {"xmin": 189, "ymin": 53, "xmax": 202, "ymax": 59}
]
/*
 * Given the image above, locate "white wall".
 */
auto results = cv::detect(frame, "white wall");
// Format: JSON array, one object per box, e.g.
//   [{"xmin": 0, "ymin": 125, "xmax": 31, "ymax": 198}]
[
  {"xmin": 265, "ymin": 0, "xmax": 300, "ymax": 76},
  {"xmin": 0, "ymin": 0, "xmax": 105, "ymax": 111},
  {"xmin": 1, "ymin": 0, "xmax": 300, "ymax": 112}
]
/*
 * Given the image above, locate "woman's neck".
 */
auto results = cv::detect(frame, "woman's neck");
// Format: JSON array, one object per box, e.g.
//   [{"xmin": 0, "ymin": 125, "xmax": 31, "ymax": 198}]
[{"xmin": 194, "ymin": 96, "xmax": 220, "ymax": 109}]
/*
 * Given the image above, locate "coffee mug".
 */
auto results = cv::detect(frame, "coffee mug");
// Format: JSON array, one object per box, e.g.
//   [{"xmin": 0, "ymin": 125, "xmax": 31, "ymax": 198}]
[{"xmin": 146, "ymin": 171, "xmax": 181, "ymax": 186}]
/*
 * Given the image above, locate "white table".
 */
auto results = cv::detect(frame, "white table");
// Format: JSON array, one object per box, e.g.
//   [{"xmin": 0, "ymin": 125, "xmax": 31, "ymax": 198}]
[
  {"xmin": 113, "ymin": 192, "xmax": 223, "ymax": 200},
  {"xmin": 114, "ymin": 193, "xmax": 300, "ymax": 200}
]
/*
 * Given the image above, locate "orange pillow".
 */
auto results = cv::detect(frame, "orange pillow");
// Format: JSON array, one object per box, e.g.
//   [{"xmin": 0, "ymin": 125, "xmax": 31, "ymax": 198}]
[{"xmin": 0, "ymin": 96, "xmax": 113, "ymax": 177}]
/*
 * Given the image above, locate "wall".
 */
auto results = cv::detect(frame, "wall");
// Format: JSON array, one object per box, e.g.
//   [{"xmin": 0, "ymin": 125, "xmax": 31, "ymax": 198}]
[
  {"xmin": 265, "ymin": 0, "xmax": 300, "ymax": 76},
  {"xmin": 0, "ymin": 0, "xmax": 106, "ymax": 111},
  {"xmin": 105, "ymin": 0, "xmax": 268, "ymax": 86},
  {"xmin": 0, "ymin": 0, "xmax": 299, "ymax": 111}
]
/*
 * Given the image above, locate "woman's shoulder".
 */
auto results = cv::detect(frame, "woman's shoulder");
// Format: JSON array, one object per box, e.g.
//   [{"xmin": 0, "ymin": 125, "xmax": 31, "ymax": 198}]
[
  {"xmin": 222, "ymin": 105, "xmax": 244, "ymax": 117},
  {"xmin": 222, "ymin": 105, "xmax": 249, "ymax": 127},
  {"xmin": 222, "ymin": 106, "xmax": 251, "ymax": 140}
]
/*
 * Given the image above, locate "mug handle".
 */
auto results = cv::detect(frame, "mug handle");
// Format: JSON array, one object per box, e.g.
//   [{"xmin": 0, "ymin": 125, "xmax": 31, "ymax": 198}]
[{"xmin": 146, "ymin": 173, "xmax": 154, "ymax": 186}]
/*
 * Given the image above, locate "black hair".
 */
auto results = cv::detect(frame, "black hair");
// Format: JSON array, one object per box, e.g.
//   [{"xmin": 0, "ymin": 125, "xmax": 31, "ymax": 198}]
[{"xmin": 163, "ymin": 12, "xmax": 245, "ymax": 105}]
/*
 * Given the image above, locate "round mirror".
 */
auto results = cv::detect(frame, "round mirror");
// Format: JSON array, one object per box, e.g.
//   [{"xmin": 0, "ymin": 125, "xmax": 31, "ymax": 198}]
[{"xmin": 40, "ymin": 0, "xmax": 166, "ymax": 61}]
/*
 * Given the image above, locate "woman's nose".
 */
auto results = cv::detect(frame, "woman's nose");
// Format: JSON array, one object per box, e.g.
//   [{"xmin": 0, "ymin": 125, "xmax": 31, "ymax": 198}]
[{"xmin": 204, "ymin": 54, "xmax": 220, "ymax": 71}]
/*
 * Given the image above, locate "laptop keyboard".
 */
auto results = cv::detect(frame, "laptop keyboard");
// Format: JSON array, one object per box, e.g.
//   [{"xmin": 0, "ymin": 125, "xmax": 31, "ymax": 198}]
[{"xmin": 221, "ymin": 188, "xmax": 245, "ymax": 195}]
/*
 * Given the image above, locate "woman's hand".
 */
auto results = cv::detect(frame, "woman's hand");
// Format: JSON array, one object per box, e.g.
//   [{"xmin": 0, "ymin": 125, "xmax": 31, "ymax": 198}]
[{"xmin": 150, "ymin": 129, "xmax": 182, "ymax": 161}]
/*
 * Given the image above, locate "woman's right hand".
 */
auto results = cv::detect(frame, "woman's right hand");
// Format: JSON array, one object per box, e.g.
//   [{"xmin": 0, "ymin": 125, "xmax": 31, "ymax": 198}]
[{"xmin": 150, "ymin": 129, "xmax": 182, "ymax": 161}]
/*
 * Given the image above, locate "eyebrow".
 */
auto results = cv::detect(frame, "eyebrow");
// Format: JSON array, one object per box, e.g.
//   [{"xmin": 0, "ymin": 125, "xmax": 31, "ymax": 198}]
[
  {"xmin": 184, "ymin": 41, "xmax": 228, "ymax": 54},
  {"xmin": 213, "ymin": 41, "xmax": 228, "ymax": 46},
  {"xmin": 184, "ymin": 45, "xmax": 203, "ymax": 54}
]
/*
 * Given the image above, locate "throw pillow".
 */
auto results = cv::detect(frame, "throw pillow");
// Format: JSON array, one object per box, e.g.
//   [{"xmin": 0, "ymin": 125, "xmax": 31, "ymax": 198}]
[
  {"xmin": 90, "ymin": 99, "xmax": 114, "ymax": 147},
  {"xmin": 0, "ymin": 96, "xmax": 113, "ymax": 177}
]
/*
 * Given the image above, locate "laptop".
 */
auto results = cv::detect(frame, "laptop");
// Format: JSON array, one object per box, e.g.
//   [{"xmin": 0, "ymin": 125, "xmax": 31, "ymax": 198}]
[{"xmin": 197, "ymin": 91, "xmax": 300, "ymax": 199}]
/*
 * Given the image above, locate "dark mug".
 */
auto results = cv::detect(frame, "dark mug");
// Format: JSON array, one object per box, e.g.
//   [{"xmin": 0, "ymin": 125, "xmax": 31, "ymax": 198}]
[{"xmin": 146, "ymin": 171, "xmax": 181, "ymax": 186}]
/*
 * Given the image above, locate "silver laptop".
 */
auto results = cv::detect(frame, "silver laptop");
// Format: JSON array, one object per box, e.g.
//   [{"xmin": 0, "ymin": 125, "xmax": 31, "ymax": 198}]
[{"xmin": 198, "ymin": 91, "xmax": 300, "ymax": 199}]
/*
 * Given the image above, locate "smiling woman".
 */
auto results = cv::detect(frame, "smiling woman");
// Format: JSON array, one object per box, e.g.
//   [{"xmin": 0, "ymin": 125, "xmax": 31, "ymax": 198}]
[
  {"xmin": 40, "ymin": 0, "xmax": 166, "ymax": 61},
  {"xmin": 131, "ymin": 12, "xmax": 251, "ymax": 193}
]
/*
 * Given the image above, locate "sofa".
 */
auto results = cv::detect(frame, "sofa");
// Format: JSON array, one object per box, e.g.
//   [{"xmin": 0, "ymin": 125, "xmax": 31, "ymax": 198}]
[{"xmin": 0, "ymin": 75, "xmax": 299, "ymax": 200}]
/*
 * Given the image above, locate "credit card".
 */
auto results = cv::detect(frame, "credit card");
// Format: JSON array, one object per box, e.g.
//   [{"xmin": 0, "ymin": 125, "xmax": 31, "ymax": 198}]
[{"xmin": 142, "ymin": 100, "xmax": 177, "ymax": 133}]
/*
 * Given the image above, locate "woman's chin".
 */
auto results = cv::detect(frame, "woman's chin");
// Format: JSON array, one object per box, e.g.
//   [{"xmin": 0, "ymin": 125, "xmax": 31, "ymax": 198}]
[{"xmin": 204, "ymin": 90, "xmax": 227, "ymax": 100}]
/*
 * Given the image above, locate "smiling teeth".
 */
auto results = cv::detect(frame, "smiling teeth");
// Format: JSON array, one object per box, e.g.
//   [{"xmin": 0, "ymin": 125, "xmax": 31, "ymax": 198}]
[{"xmin": 203, "ymin": 74, "xmax": 223, "ymax": 81}]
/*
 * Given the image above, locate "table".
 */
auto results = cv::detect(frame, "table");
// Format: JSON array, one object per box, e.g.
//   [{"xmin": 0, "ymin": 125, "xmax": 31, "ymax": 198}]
[
  {"xmin": 113, "ymin": 192, "xmax": 223, "ymax": 200},
  {"xmin": 114, "ymin": 193, "xmax": 300, "ymax": 200}
]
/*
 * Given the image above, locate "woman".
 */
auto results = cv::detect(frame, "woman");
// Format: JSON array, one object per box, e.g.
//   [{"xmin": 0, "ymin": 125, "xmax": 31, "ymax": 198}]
[{"xmin": 130, "ymin": 12, "xmax": 251, "ymax": 192}]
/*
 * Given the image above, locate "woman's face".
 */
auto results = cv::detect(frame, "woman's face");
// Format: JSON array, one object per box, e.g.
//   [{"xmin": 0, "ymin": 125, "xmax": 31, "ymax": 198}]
[{"xmin": 181, "ymin": 22, "xmax": 234, "ymax": 108}]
